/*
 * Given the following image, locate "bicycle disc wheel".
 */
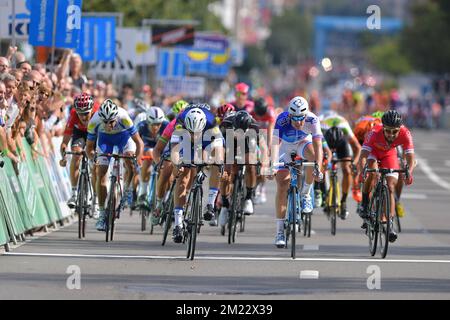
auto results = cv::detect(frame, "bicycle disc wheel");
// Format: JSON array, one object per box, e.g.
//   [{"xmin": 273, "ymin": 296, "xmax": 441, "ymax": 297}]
[
  {"xmin": 228, "ymin": 179, "xmax": 239, "ymax": 244},
  {"xmin": 379, "ymin": 185, "xmax": 391, "ymax": 259}
]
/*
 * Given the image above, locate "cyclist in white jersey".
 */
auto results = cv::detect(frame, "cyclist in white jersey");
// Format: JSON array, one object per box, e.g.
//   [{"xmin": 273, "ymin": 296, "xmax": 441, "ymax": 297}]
[{"xmin": 272, "ymin": 96, "xmax": 323, "ymax": 247}]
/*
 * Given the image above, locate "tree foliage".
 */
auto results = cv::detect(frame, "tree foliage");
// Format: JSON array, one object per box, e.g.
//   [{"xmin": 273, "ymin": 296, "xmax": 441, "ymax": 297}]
[
  {"xmin": 401, "ymin": 0, "xmax": 450, "ymax": 75},
  {"xmin": 82, "ymin": 0, "xmax": 225, "ymax": 32},
  {"xmin": 368, "ymin": 38, "xmax": 411, "ymax": 77},
  {"xmin": 265, "ymin": 9, "xmax": 313, "ymax": 65}
]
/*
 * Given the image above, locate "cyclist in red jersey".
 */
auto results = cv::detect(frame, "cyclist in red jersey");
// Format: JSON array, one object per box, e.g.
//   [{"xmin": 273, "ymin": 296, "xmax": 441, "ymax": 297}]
[
  {"xmin": 357, "ymin": 110, "xmax": 415, "ymax": 242},
  {"xmin": 60, "ymin": 93, "xmax": 100, "ymax": 208}
]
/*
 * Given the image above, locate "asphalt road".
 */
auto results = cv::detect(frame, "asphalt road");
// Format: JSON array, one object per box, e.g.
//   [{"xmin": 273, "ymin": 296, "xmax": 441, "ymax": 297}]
[{"xmin": 1, "ymin": 129, "xmax": 450, "ymax": 300}]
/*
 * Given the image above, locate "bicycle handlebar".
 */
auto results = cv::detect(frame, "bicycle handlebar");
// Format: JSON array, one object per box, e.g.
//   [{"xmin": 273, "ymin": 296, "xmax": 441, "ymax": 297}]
[
  {"xmin": 63, "ymin": 150, "xmax": 87, "ymax": 157},
  {"xmin": 96, "ymin": 153, "xmax": 137, "ymax": 160}
]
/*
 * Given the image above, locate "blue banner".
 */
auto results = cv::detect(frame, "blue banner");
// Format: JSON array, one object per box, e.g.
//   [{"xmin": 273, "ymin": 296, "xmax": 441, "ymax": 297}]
[
  {"xmin": 29, "ymin": 0, "xmax": 83, "ymax": 48},
  {"xmin": 95, "ymin": 17, "xmax": 116, "ymax": 62},
  {"xmin": 76, "ymin": 16, "xmax": 116, "ymax": 62},
  {"xmin": 77, "ymin": 17, "xmax": 95, "ymax": 61},
  {"xmin": 157, "ymin": 48, "xmax": 186, "ymax": 79}
]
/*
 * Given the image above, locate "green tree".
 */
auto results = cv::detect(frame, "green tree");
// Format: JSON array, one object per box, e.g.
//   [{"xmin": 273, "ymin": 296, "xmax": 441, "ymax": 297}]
[
  {"xmin": 82, "ymin": 0, "xmax": 224, "ymax": 31},
  {"xmin": 368, "ymin": 38, "xmax": 412, "ymax": 77},
  {"xmin": 401, "ymin": 0, "xmax": 450, "ymax": 74},
  {"xmin": 265, "ymin": 9, "xmax": 313, "ymax": 65}
]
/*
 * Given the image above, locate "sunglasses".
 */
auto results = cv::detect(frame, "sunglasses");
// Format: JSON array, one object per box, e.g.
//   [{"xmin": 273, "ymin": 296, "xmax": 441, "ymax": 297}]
[
  {"xmin": 103, "ymin": 119, "xmax": 116, "ymax": 125},
  {"xmin": 291, "ymin": 115, "xmax": 306, "ymax": 121},
  {"xmin": 236, "ymin": 92, "xmax": 247, "ymax": 97},
  {"xmin": 383, "ymin": 127, "xmax": 400, "ymax": 134}
]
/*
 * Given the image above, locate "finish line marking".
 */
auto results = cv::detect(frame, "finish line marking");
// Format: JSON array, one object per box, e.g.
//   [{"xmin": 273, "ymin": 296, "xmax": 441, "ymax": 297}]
[{"xmin": 3, "ymin": 252, "xmax": 450, "ymax": 264}]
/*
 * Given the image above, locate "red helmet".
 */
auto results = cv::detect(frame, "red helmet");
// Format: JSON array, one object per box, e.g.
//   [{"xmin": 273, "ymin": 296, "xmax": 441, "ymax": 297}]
[
  {"xmin": 74, "ymin": 93, "xmax": 94, "ymax": 114},
  {"xmin": 235, "ymin": 82, "xmax": 249, "ymax": 94},
  {"xmin": 217, "ymin": 103, "xmax": 235, "ymax": 119}
]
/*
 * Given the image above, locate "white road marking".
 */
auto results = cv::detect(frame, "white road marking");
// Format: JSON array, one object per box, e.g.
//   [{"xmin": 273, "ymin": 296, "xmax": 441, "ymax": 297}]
[
  {"xmin": 300, "ymin": 270, "xmax": 319, "ymax": 279},
  {"xmin": 4, "ymin": 252, "xmax": 450, "ymax": 264},
  {"xmin": 303, "ymin": 245, "xmax": 320, "ymax": 251},
  {"xmin": 401, "ymin": 193, "xmax": 427, "ymax": 200},
  {"xmin": 416, "ymin": 154, "xmax": 450, "ymax": 191}
]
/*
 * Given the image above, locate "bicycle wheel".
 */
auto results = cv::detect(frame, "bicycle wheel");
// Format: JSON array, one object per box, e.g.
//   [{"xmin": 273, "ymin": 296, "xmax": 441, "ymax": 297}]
[
  {"xmin": 228, "ymin": 177, "xmax": 239, "ymax": 244},
  {"xmin": 379, "ymin": 185, "xmax": 391, "ymax": 259},
  {"xmin": 76, "ymin": 173, "xmax": 85, "ymax": 239},
  {"xmin": 289, "ymin": 190, "xmax": 297, "ymax": 259},
  {"xmin": 81, "ymin": 173, "xmax": 89, "ymax": 239},
  {"xmin": 186, "ymin": 189, "xmax": 201, "ymax": 260},
  {"xmin": 105, "ymin": 178, "xmax": 117, "ymax": 242},
  {"xmin": 140, "ymin": 208, "xmax": 148, "ymax": 232},
  {"xmin": 394, "ymin": 200, "xmax": 402, "ymax": 233},
  {"xmin": 368, "ymin": 192, "xmax": 379, "ymax": 256},
  {"xmin": 330, "ymin": 176, "xmax": 338, "ymax": 236},
  {"xmin": 161, "ymin": 196, "xmax": 174, "ymax": 246}
]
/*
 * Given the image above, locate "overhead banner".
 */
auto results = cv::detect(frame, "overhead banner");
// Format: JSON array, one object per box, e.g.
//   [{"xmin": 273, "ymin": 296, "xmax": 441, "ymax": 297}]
[
  {"xmin": 29, "ymin": 0, "xmax": 83, "ymax": 48},
  {"xmin": 152, "ymin": 25, "xmax": 195, "ymax": 46},
  {"xmin": 157, "ymin": 48, "xmax": 187, "ymax": 79},
  {"xmin": 0, "ymin": 0, "xmax": 31, "ymax": 39}
]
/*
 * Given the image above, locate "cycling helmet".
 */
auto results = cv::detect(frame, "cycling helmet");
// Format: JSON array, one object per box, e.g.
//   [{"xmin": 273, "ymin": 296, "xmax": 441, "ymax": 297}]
[
  {"xmin": 193, "ymin": 103, "xmax": 211, "ymax": 111},
  {"xmin": 288, "ymin": 96, "xmax": 309, "ymax": 117},
  {"xmin": 254, "ymin": 97, "xmax": 268, "ymax": 117},
  {"xmin": 371, "ymin": 110, "xmax": 384, "ymax": 119},
  {"xmin": 382, "ymin": 109, "xmax": 402, "ymax": 128},
  {"xmin": 233, "ymin": 110, "xmax": 253, "ymax": 131},
  {"xmin": 74, "ymin": 93, "xmax": 94, "ymax": 114},
  {"xmin": 324, "ymin": 126, "xmax": 345, "ymax": 149},
  {"xmin": 146, "ymin": 106, "xmax": 165, "ymax": 124},
  {"xmin": 235, "ymin": 82, "xmax": 249, "ymax": 94},
  {"xmin": 185, "ymin": 108, "xmax": 207, "ymax": 133},
  {"xmin": 217, "ymin": 103, "xmax": 235, "ymax": 119},
  {"xmin": 172, "ymin": 99, "xmax": 189, "ymax": 115},
  {"xmin": 98, "ymin": 99, "xmax": 119, "ymax": 122},
  {"xmin": 133, "ymin": 98, "xmax": 148, "ymax": 113}
]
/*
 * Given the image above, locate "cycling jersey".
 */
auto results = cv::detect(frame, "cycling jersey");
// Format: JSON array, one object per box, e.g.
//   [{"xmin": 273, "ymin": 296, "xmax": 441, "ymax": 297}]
[
  {"xmin": 87, "ymin": 107, "xmax": 138, "ymax": 163},
  {"xmin": 250, "ymin": 106, "xmax": 276, "ymax": 129},
  {"xmin": 274, "ymin": 111, "xmax": 322, "ymax": 166},
  {"xmin": 230, "ymin": 100, "xmax": 255, "ymax": 113},
  {"xmin": 362, "ymin": 124, "xmax": 414, "ymax": 169},
  {"xmin": 64, "ymin": 102, "xmax": 100, "ymax": 136},
  {"xmin": 137, "ymin": 120, "xmax": 169, "ymax": 149},
  {"xmin": 319, "ymin": 113, "xmax": 355, "ymax": 138},
  {"xmin": 353, "ymin": 115, "xmax": 381, "ymax": 144}
]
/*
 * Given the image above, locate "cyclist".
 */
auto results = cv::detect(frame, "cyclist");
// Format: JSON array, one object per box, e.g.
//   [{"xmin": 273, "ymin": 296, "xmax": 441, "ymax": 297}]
[
  {"xmin": 217, "ymin": 108, "xmax": 268, "ymax": 229},
  {"xmin": 169, "ymin": 105, "xmax": 224, "ymax": 243},
  {"xmin": 132, "ymin": 98, "xmax": 150, "ymax": 123},
  {"xmin": 167, "ymin": 99, "xmax": 189, "ymax": 121},
  {"xmin": 228, "ymin": 83, "xmax": 258, "ymax": 214},
  {"xmin": 230, "ymin": 82, "xmax": 254, "ymax": 112},
  {"xmin": 86, "ymin": 99, "xmax": 144, "ymax": 231},
  {"xmin": 357, "ymin": 110, "xmax": 415, "ymax": 242},
  {"xmin": 60, "ymin": 93, "xmax": 99, "ymax": 209},
  {"xmin": 272, "ymin": 96, "xmax": 323, "ymax": 247},
  {"xmin": 251, "ymin": 97, "xmax": 276, "ymax": 204},
  {"xmin": 136, "ymin": 107, "xmax": 169, "ymax": 211},
  {"xmin": 320, "ymin": 110, "xmax": 361, "ymax": 219}
]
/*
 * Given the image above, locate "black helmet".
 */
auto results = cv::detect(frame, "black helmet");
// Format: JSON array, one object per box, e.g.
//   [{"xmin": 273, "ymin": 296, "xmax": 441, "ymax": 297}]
[
  {"xmin": 233, "ymin": 110, "xmax": 253, "ymax": 130},
  {"xmin": 382, "ymin": 109, "xmax": 402, "ymax": 128},
  {"xmin": 324, "ymin": 126, "xmax": 344, "ymax": 149},
  {"xmin": 254, "ymin": 97, "xmax": 268, "ymax": 116}
]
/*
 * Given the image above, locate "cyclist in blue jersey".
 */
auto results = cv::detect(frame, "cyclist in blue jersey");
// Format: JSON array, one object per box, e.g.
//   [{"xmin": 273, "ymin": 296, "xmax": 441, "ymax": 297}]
[
  {"xmin": 136, "ymin": 106, "xmax": 169, "ymax": 209},
  {"xmin": 170, "ymin": 105, "xmax": 224, "ymax": 243},
  {"xmin": 86, "ymin": 99, "xmax": 144, "ymax": 231}
]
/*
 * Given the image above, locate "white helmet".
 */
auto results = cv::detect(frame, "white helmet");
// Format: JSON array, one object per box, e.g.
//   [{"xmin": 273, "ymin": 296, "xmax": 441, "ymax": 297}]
[
  {"xmin": 288, "ymin": 96, "xmax": 309, "ymax": 117},
  {"xmin": 146, "ymin": 106, "xmax": 165, "ymax": 124},
  {"xmin": 185, "ymin": 108, "xmax": 207, "ymax": 133},
  {"xmin": 98, "ymin": 99, "xmax": 119, "ymax": 122}
]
